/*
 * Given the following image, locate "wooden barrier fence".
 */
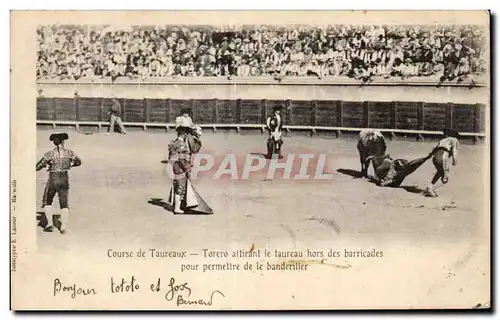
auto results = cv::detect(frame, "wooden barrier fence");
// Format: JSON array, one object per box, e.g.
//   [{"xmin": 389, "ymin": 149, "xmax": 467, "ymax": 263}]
[{"xmin": 36, "ymin": 96, "xmax": 486, "ymax": 141}]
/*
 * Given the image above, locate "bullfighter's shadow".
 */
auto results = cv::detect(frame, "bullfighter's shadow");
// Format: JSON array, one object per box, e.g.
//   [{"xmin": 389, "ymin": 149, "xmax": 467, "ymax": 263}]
[
  {"xmin": 249, "ymin": 152, "xmax": 269, "ymax": 159},
  {"xmin": 400, "ymin": 186, "xmax": 427, "ymax": 194},
  {"xmin": 148, "ymin": 198, "xmax": 211, "ymax": 215},
  {"xmin": 336, "ymin": 169, "xmax": 426, "ymax": 194},
  {"xmin": 336, "ymin": 168, "xmax": 364, "ymax": 179},
  {"xmin": 337, "ymin": 169, "xmax": 379, "ymax": 184}
]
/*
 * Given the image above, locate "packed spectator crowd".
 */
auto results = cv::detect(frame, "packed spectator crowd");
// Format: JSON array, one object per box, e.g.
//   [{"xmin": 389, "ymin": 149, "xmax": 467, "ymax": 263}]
[{"xmin": 37, "ymin": 24, "xmax": 487, "ymax": 83}]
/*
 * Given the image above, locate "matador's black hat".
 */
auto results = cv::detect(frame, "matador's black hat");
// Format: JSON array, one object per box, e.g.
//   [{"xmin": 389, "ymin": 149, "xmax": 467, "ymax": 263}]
[
  {"xmin": 175, "ymin": 126, "xmax": 192, "ymax": 135},
  {"xmin": 273, "ymin": 105, "xmax": 283, "ymax": 112},
  {"xmin": 443, "ymin": 129, "xmax": 460, "ymax": 138},
  {"xmin": 49, "ymin": 133, "xmax": 69, "ymax": 142},
  {"xmin": 181, "ymin": 108, "xmax": 192, "ymax": 115}
]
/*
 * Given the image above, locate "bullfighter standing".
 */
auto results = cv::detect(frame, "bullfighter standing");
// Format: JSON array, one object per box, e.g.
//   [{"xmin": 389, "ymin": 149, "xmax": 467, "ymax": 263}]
[
  {"xmin": 168, "ymin": 126, "xmax": 192, "ymax": 214},
  {"xmin": 108, "ymin": 98, "xmax": 127, "ymax": 134},
  {"xmin": 36, "ymin": 133, "xmax": 81, "ymax": 234},
  {"xmin": 425, "ymin": 129, "xmax": 460, "ymax": 197},
  {"xmin": 167, "ymin": 126, "xmax": 212, "ymax": 215},
  {"xmin": 266, "ymin": 105, "xmax": 284, "ymax": 159}
]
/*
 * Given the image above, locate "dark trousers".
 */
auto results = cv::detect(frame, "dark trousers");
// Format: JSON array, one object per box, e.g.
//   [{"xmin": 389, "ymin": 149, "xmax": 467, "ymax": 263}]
[
  {"xmin": 431, "ymin": 149, "xmax": 450, "ymax": 184},
  {"xmin": 267, "ymin": 136, "xmax": 283, "ymax": 158},
  {"xmin": 43, "ymin": 172, "xmax": 70, "ymax": 209}
]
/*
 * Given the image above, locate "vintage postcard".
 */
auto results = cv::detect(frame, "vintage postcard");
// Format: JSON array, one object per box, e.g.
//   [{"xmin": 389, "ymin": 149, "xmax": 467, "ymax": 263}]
[{"xmin": 10, "ymin": 10, "xmax": 491, "ymax": 310}]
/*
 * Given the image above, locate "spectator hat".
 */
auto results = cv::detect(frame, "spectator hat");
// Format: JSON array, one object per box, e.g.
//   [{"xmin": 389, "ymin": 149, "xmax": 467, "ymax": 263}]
[
  {"xmin": 243, "ymin": 38, "xmax": 250, "ymax": 43},
  {"xmin": 273, "ymin": 105, "xmax": 283, "ymax": 112},
  {"xmin": 405, "ymin": 58, "xmax": 412, "ymax": 63}
]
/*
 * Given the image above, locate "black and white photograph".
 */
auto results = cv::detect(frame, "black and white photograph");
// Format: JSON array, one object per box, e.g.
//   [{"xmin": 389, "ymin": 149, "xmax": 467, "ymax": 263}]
[{"xmin": 10, "ymin": 10, "xmax": 491, "ymax": 310}]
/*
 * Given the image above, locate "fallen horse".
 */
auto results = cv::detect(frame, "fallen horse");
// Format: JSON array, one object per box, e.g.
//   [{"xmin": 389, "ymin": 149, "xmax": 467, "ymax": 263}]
[{"xmin": 365, "ymin": 151, "xmax": 434, "ymax": 187}]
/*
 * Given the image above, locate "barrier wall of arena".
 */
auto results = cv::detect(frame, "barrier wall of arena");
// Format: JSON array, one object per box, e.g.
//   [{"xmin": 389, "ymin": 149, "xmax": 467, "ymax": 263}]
[{"xmin": 36, "ymin": 77, "xmax": 488, "ymax": 136}]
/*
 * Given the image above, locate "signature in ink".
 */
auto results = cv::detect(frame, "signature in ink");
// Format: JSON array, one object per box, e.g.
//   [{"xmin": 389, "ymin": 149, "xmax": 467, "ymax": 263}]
[
  {"xmin": 164, "ymin": 277, "xmax": 191, "ymax": 301},
  {"xmin": 176, "ymin": 290, "xmax": 225, "ymax": 307},
  {"xmin": 163, "ymin": 277, "xmax": 225, "ymax": 306}
]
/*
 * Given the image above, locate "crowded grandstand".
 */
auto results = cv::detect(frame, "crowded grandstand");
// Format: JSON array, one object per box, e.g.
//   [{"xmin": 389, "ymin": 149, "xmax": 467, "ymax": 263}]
[{"xmin": 36, "ymin": 24, "xmax": 487, "ymax": 82}]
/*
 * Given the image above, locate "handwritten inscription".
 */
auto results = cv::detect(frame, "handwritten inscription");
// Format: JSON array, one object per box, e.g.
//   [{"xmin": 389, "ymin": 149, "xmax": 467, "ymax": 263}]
[
  {"xmin": 162, "ymin": 277, "xmax": 225, "ymax": 307},
  {"xmin": 53, "ymin": 278, "xmax": 97, "ymax": 299},
  {"xmin": 164, "ymin": 277, "xmax": 192, "ymax": 301},
  {"xmin": 51, "ymin": 276, "xmax": 225, "ymax": 307},
  {"xmin": 110, "ymin": 276, "xmax": 140, "ymax": 293},
  {"xmin": 177, "ymin": 290, "xmax": 225, "ymax": 307}
]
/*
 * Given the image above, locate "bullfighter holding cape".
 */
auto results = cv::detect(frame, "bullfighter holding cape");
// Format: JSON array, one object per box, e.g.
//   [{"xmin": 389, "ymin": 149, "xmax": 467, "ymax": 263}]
[{"xmin": 167, "ymin": 112, "xmax": 212, "ymax": 215}]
